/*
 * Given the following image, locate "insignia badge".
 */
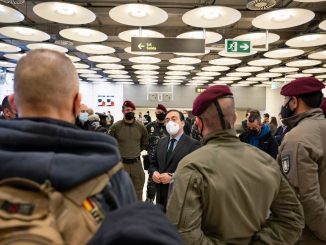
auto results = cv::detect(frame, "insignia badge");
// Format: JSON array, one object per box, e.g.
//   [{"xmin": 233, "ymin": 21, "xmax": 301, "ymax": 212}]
[
  {"xmin": 281, "ymin": 155, "xmax": 291, "ymax": 174},
  {"xmin": 82, "ymin": 197, "xmax": 105, "ymax": 224},
  {"xmin": 150, "ymin": 127, "xmax": 154, "ymax": 133}
]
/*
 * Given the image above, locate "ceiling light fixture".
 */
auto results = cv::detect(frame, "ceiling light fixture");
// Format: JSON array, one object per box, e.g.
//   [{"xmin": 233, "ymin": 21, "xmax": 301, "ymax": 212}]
[{"xmin": 0, "ymin": 0, "xmax": 25, "ymax": 4}]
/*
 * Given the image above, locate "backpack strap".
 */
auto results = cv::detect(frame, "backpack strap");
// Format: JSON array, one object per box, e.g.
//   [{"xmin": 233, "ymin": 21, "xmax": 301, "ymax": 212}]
[{"xmin": 64, "ymin": 162, "xmax": 123, "ymax": 206}]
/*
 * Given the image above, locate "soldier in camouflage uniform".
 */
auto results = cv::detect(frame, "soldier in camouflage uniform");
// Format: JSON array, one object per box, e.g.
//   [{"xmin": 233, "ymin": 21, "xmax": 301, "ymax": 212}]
[{"xmin": 144, "ymin": 104, "xmax": 168, "ymax": 202}]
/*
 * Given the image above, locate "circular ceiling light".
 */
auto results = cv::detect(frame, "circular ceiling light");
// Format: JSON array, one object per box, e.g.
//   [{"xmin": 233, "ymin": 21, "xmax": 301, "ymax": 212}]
[
  {"xmin": 134, "ymin": 70, "xmax": 159, "ymax": 75},
  {"xmin": 138, "ymin": 78, "xmax": 158, "ymax": 82},
  {"xmin": 269, "ymin": 67, "xmax": 299, "ymax": 73},
  {"xmin": 236, "ymin": 66, "xmax": 264, "ymax": 72},
  {"xmin": 286, "ymin": 73, "xmax": 313, "ymax": 78},
  {"xmin": 219, "ymin": 76, "xmax": 242, "ymax": 81},
  {"xmin": 308, "ymin": 50, "xmax": 326, "ymax": 60},
  {"xmin": 73, "ymin": 63, "xmax": 89, "ymax": 69},
  {"xmin": 165, "ymin": 76, "xmax": 187, "ymax": 80},
  {"xmin": 202, "ymin": 66, "xmax": 230, "ymax": 72},
  {"xmin": 104, "ymin": 70, "xmax": 128, "ymax": 75},
  {"xmin": 137, "ymin": 76, "xmax": 159, "ymax": 79},
  {"xmin": 174, "ymin": 49, "xmax": 210, "ymax": 56},
  {"xmin": 247, "ymin": 0, "xmax": 276, "ymax": 10},
  {"xmin": 109, "ymin": 74, "xmax": 131, "ymax": 79},
  {"xmin": 97, "ymin": 64, "xmax": 125, "ymax": 69},
  {"xmin": 169, "ymin": 57, "xmax": 201, "ymax": 65},
  {"xmin": 234, "ymin": 32, "xmax": 279, "ymax": 46},
  {"xmin": 4, "ymin": 53, "xmax": 25, "ymax": 61},
  {"xmin": 132, "ymin": 64, "xmax": 160, "ymax": 70},
  {"xmin": 33, "ymin": 2, "xmax": 96, "ymax": 25},
  {"xmin": 209, "ymin": 58, "xmax": 241, "ymax": 66},
  {"xmin": 196, "ymin": 71, "xmax": 220, "ymax": 76},
  {"xmin": 163, "ymin": 83, "xmax": 181, "ymax": 86},
  {"xmin": 166, "ymin": 71, "xmax": 190, "ymax": 76},
  {"xmin": 118, "ymin": 29, "xmax": 164, "ymax": 42},
  {"xmin": 246, "ymin": 77, "xmax": 269, "ymax": 81},
  {"xmin": 115, "ymin": 82, "xmax": 134, "ymax": 85},
  {"xmin": 124, "ymin": 46, "xmax": 159, "ymax": 56},
  {"xmin": 191, "ymin": 76, "xmax": 214, "ymax": 80},
  {"xmin": 273, "ymin": 77, "xmax": 292, "ymax": 83},
  {"xmin": 248, "ymin": 58, "xmax": 281, "ymax": 66},
  {"xmin": 129, "ymin": 56, "xmax": 161, "ymax": 64},
  {"xmin": 218, "ymin": 50, "xmax": 257, "ymax": 57},
  {"xmin": 182, "ymin": 6, "xmax": 241, "ymax": 28},
  {"xmin": 213, "ymin": 80, "xmax": 234, "ymax": 84},
  {"xmin": 286, "ymin": 34, "xmax": 326, "ymax": 48},
  {"xmin": 26, "ymin": 43, "xmax": 68, "ymax": 53},
  {"xmin": 163, "ymin": 79, "xmax": 183, "ymax": 83},
  {"xmin": 59, "ymin": 28, "xmax": 107, "ymax": 42},
  {"xmin": 239, "ymin": 81, "xmax": 257, "ymax": 84},
  {"xmin": 88, "ymin": 55, "xmax": 121, "ymax": 63},
  {"xmin": 0, "ymin": 42, "xmax": 21, "ymax": 53},
  {"xmin": 167, "ymin": 65, "xmax": 195, "ymax": 71},
  {"xmin": 0, "ymin": 4, "xmax": 24, "ymax": 23},
  {"xmin": 80, "ymin": 74, "xmax": 102, "ymax": 78},
  {"xmin": 0, "ymin": 26, "xmax": 50, "ymax": 42},
  {"xmin": 252, "ymin": 9, "xmax": 315, "ymax": 29},
  {"xmin": 256, "ymin": 72, "xmax": 282, "ymax": 78},
  {"xmin": 113, "ymin": 79, "xmax": 133, "ymax": 82},
  {"xmin": 264, "ymin": 48, "xmax": 304, "ymax": 58},
  {"xmin": 315, "ymin": 75, "xmax": 326, "ymax": 79},
  {"xmin": 232, "ymin": 84, "xmax": 250, "ymax": 87},
  {"xmin": 0, "ymin": 61, "xmax": 17, "ymax": 68},
  {"xmin": 227, "ymin": 72, "xmax": 252, "ymax": 77},
  {"xmin": 254, "ymin": 84, "xmax": 270, "ymax": 87},
  {"xmin": 302, "ymin": 68, "xmax": 326, "ymax": 74},
  {"xmin": 109, "ymin": 4, "xmax": 168, "ymax": 26},
  {"xmin": 320, "ymin": 19, "xmax": 326, "ymax": 31},
  {"xmin": 76, "ymin": 44, "xmax": 115, "ymax": 55},
  {"xmin": 76, "ymin": 69, "xmax": 97, "ymax": 74},
  {"xmin": 286, "ymin": 59, "xmax": 321, "ymax": 67},
  {"xmin": 176, "ymin": 31, "xmax": 222, "ymax": 44},
  {"xmin": 66, "ymin": 54, "xmax": 80, "ymax": 62}
]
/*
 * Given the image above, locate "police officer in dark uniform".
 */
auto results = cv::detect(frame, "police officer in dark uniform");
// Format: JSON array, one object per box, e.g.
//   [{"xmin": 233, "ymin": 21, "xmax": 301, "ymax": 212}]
[{"xmin": 144, "ymin": 104, "xmax": 168, "ymax": 202}]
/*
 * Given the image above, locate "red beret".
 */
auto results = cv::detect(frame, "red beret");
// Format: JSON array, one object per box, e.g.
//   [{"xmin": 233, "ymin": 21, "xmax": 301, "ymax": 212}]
[
  {"xmin": 192, "ymin": 85, "xmax": 233, "ymax": 116},
  {"xmin": 156, "ymin": 104, "xmax": 167, "ymax": 113},
  {"xmin": 123, "ymin": 100, "xmax": 136, "ymax": 110},
  {"xmin": 281, "ymin": 77, "xmax": 325, "ymax": 96},
  {"xmin": 321, "ymin": 98, "xmax": 326, "ymax": 114}
]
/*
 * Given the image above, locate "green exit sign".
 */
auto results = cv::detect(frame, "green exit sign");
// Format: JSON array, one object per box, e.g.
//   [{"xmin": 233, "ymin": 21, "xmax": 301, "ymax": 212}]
[
  {"xmin": 225, "ymin": 39, "xmax": 252, "ymax": 54},
  {"xmin": 195, "ymin": 87, "xmax": 207, "ymax": 93}
]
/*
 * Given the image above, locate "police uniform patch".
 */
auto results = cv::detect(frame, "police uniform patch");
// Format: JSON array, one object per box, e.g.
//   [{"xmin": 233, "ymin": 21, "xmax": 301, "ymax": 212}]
[{"xmin": 281, "ymin": 155, "xmax": 291, "ymax": 174}]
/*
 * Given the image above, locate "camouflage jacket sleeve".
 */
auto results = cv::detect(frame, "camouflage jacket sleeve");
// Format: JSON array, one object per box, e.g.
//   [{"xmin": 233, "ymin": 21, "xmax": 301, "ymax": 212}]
[
  {"xmin": 108, "ymin": 122, "xmax": 117, "ymax": 138},
  {"xmin": 166, "ymin": 165, "xmax": 225, "ymax": 245},
  {"xmin": 281, "ymin": 141, "xmax": 326, "ymax": 241},
  {"xmin": 251, "ymin": 173, "xmax": 304, "ymax": 245}
]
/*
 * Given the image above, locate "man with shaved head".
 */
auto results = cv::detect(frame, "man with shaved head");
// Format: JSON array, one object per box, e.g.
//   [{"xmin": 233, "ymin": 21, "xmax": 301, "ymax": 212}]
[
  {"xmin": 0, "ymin": 49, "xmax": 137, "ymax": 243},
  {"xmin": 166, "ymin": 85, "xmax": 304, "ymax": 244}
]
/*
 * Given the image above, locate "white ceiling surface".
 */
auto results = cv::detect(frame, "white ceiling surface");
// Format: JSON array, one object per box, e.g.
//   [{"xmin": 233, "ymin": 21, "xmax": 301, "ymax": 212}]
[{"xmin": 0, "ymin": 0, "xmax": 325, "ymax": 87}]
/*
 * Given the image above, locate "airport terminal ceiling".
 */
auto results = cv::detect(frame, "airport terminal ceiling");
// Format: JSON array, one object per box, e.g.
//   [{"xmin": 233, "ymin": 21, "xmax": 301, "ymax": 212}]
[{"xmin": 0, "ymin": 0, "xmax": 326, "ymax": 87}]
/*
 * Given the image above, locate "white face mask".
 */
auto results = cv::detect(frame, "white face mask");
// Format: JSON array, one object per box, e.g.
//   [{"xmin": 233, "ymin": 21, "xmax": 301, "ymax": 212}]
[
  {"xmin": 79, "ymin": 112, "xmax": 88, "ymax": 123},
  {"xmin": 166, "ymin": 121, "xmax": 180, "ymax": 136}
]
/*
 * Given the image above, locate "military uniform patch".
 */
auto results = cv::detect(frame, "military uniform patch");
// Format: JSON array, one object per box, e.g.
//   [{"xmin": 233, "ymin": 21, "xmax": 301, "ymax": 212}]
[{"xmin": 281, "ymin": 155, "xmax": 291, "ymax": 174}]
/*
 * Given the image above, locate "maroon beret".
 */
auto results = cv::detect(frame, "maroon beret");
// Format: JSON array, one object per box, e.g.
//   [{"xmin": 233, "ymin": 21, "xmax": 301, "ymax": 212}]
[
  {"xmin": 281, "ymin": 77, "xmax": 325, "ymax": 96},
  {"xmin": 321, "ymin": 98, "xmax": 326, "ymax": 114},
  {"xmin": 123, "ymin": 100, "xmax": 136, "ymax": 110},
  {"xmin": 192, "ymin": 85, "xmax": 233, "ymax": 116},
  {"xmin": 156, "ymin": 104, "xmax": 167, "ymax": 113}
]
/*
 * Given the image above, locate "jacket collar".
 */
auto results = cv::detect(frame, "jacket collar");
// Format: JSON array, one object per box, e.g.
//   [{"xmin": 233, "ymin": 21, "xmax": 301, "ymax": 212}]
[
  {"xmin": 203, "ymin": 128, "xmax": 239, "ymax": 145},
  {"xmin": 282, "ymin": 108, "xmax": 324, "ymax": 129}
]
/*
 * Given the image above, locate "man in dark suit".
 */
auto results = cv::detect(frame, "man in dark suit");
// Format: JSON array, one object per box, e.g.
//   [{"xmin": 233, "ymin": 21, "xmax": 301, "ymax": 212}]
[{"xmin": 149, "ymin": 109, "xmax": 200, "ymax": 211}]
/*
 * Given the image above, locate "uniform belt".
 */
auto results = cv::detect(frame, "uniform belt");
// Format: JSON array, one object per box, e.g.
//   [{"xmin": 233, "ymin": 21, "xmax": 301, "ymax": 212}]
[{"xmin": 122, "ymin": 157, "xmax": 140, "ymax": 164}]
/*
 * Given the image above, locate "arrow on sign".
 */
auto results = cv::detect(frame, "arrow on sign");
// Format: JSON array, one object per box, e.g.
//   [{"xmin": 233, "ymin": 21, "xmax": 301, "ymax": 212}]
[
  {"xmin": 138, "ymin": 43, "xmax": 145, "ymax": 50},
  {"xmin": 240, "ymin": 43, "xmax": 249, "ymax": 51}
]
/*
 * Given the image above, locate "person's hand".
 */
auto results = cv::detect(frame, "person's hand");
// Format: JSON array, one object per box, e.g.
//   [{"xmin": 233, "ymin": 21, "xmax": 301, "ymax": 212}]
[
  {"xmin": 160, "ymin": 173, "xmax": 172, "ymax": 184},
  {"xmin": 152, "ymin": 171, "xmax": 161, "ymax": 183}
]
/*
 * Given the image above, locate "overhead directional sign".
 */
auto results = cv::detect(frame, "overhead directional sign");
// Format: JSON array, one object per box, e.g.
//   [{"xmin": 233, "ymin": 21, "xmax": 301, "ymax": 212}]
[
  {"xmin": 225, "ymin": 39, "xmax": 252, "ymax": 54},
  {"xmin": 131, "ymin": 37, "xmax": 205, "ymax": 53}
]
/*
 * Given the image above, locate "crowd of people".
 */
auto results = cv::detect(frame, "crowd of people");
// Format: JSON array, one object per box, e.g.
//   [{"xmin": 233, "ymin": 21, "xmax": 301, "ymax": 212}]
[{"xmin": 0, "ymin": 49, "xmax": 326, "ymax": 245}]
